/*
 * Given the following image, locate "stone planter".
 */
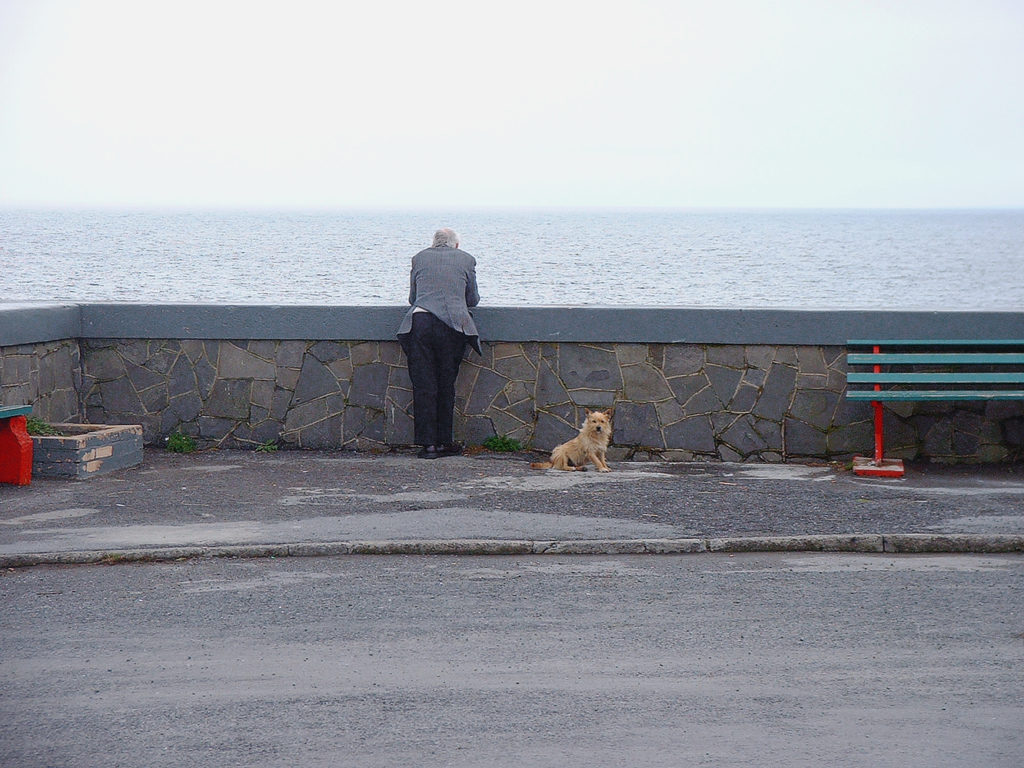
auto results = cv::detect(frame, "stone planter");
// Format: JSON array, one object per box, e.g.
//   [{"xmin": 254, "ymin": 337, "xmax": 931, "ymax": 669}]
[{"xmin": 32, "ymin": 424, "xmax": 143, "ymax": 479}]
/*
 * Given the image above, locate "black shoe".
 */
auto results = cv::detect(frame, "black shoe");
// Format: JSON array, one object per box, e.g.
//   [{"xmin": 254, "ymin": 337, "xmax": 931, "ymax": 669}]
[
  {"xmin": 439, "ymin": 442, "xmax": 464, "ymax": 456},
  {"xmin": 417, "ymin": 445, "xmax": 441, "ymax": 459}
]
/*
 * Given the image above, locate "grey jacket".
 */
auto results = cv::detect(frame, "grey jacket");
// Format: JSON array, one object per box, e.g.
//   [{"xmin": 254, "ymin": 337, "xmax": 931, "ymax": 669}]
[{"xmin": 396, "ymin": 246, "xmax": 481, "ymax": 354}]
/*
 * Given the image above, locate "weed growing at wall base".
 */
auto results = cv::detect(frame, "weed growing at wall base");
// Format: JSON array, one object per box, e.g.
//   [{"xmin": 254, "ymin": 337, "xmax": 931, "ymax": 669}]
[
  {"xmin": 166, "ymin": 432, "xmax": 197, "ymax": 453},
  {"xmin": 25, "ymin": 417, "xmax": 63, "ymax": 436},
  {"xmin": 483, "ymin": 435, "xmax": 522, "ymax": 452}
]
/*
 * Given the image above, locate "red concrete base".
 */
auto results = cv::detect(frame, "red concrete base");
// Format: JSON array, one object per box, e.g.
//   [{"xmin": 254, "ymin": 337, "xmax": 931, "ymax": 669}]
[
  {"xmin": 0, "ymin": 415, "xmax": 33, "ymax": 485},
  {"xmin": 852, "ymin": 455, "xmax": 905, "ymax": 478}
]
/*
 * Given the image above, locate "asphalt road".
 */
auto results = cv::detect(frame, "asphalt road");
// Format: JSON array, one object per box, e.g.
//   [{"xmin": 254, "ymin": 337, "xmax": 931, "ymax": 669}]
[{"xmin": 2, "ymin": 553, "xmax": 1022, "ymax": 768}]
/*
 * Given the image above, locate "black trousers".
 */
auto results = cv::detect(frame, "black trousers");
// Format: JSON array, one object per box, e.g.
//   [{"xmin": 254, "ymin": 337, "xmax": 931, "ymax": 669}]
[{"xmin": 403, "ymin": 312, "xmax": 467, "ymax": 447}]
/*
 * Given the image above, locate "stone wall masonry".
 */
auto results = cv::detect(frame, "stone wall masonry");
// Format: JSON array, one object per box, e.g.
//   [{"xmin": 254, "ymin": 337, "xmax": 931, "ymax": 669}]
[
  {"xmin": 80, "ymin": 338, "xmax": 393, "ymax": 450},
  {"xmin": 75, "ymin": 338, "xmax": 1024, "ymax": 462},
  {"xmin": 5, "ymin": 304, "xmax": 1023, "ymax": 463},
  {"xmin": 0, "ymin": 339, "xmax": 81, "ymax": 424}
]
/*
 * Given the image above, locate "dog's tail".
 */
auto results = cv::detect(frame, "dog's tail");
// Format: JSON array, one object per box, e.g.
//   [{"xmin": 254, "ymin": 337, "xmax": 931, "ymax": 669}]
[{"xmin": 529, "ymin": 461, "xmax": 553, "ymax": 470}]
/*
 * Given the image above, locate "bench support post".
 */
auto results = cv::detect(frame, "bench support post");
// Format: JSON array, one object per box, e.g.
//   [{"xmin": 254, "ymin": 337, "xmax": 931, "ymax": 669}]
[
  {"xmin": 0, "ymin": 414, "xmax": 33, "ymax": 485},
  {"xmin": 853, "ymin": 345, "xmax": 905, "ymax": 478}
]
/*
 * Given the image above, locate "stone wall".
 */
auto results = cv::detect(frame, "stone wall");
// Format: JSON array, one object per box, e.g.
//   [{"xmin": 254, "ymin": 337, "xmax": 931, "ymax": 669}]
[
  {"xmin": 0, "ymin": 340, "xmax": 81, "ymax": 424},
  {"xmin": 80, "ymin": 338, "xmax": 402, "ymax": 451},
  {"xmin": 0, "ymin": 339, "xmax": 80, "ymax": 423},
  {"xmin": 461, "ymin": 341, "xmax": 860, "ymax": 462},
  {"xmin": 4, "ymin": 305, "xmax": 1022, "ymax": 463},
  {"xmin": 74, "ymin": 337, "xmax": 1024, "ymax": 463}
]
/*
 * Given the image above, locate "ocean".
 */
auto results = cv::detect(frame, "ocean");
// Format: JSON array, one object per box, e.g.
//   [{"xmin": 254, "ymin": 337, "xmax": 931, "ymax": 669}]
[{"xmin": 1, "ymin": 208, "xmax": 1021, "ymax": 309}]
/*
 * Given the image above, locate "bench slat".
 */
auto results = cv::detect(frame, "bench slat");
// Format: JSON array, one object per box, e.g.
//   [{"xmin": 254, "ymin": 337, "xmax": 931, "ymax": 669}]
[
  {"xmin": 845, "ymin": 340, "xmax": 1024, "ymax": 469},
  {"xmin": 848, "ymin": 339, "xmax": 1024, "ymax": 347},
  {"xmin": 846, "ymin": 390, "xmax": 1024, "ymax": 401},
  {"xmin": 847, "ymin": 353, "xmax": 1024, "ymax": 365},
  {"xmin": 847, "ymin": 372, "xmax": 1024, "ymax": 384},
  {"xmin": 0, "ymin": 405, "xmax": 32, "ymax": 419}
]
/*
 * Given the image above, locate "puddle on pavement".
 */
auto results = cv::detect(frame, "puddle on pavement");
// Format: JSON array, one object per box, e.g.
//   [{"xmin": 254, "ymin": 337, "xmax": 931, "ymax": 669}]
[
  {"xmin": 177, "ymin": 465, "xmax": 245, "ymax": 473},
  {"xmin": 0, "ymin": 508, "xmax": 100, "ymax": 526},
  {"xmin": 180, "ymin": 571, "xmax": 334, "ymax": 594},
  {"xmin": 0, "ymin": 509, "xmax": 680, "ymax": 554},
  {"xmin": 780, "ymin": 554, "xmax": 1018, "ymax": 573},
  {"xmin": 731, "ymin": 465, "xmax": 834, "ymax": 482},
  {"xmin": 463, "ymin": 469, "xmax": 675, "ymax": 493},
  {"xmin": 708, "ymin": 554, "xmax": 1020, "ymax": 574},
  {"xmin": 277, "ymin": 469, "xmax": 675, "ymax": 506},
  {"xmin": 928, "ymin": 515, "xmax": 1024, "ymax": 533},
  {"xmin": 459, "ymin": 560, "xmax": 650, "ymax": 580}
]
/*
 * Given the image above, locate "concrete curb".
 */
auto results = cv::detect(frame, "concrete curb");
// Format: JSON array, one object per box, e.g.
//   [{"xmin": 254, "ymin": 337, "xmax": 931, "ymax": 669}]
[
  {"xmin": 706, "ymin": 535, "xmax": 886, "ymax": 553},
  {"xmin": 881, "ymin": 533, "xmax": 1024, "ymax": 553},
  {"xmin": 2, "ymin": 534, "xmax": 1023, "ymax": 568}
]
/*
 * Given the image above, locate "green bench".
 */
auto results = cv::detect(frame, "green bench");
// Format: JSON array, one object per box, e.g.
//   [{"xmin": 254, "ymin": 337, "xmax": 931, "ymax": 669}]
[
  {"xmin": 845, "ymin": 340, "xmax": 1024, "ymax": 477},
  {"xmin": 0, "ymin": 405, "xmax": 33, "ymax": 485}
]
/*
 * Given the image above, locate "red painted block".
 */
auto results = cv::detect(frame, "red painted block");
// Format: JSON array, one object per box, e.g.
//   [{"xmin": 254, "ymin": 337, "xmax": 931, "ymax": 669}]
[
  {"xmin": 852, "ymin": 455, "xmax": 905, "ymax": 478},
  {"xmin": 0, "ymin": 414, "xmax": 33, "ymax": 485}
]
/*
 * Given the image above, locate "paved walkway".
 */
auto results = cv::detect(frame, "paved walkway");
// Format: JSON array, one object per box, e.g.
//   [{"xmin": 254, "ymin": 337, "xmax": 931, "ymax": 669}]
[{"xmin": 1, "ymin": 449, "xmax": 1023, "ymax": 566}]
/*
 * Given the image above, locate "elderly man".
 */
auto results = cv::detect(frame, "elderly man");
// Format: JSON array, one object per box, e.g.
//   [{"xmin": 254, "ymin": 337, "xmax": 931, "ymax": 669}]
[{"xmin": 397, "ymin": 228, "xmax": 481, "ymax": 459}]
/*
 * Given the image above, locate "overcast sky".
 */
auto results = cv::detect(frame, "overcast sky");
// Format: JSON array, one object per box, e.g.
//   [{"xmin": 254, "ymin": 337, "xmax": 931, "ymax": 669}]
[{"xmin": 1, "ymin": 0, "xmax": 1022, "ymax": 209}]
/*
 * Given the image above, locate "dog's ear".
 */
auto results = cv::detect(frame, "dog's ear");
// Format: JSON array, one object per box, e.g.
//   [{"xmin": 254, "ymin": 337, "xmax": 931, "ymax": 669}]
[
  {"xmin": 604, "ymin": 408, "xmax": 614, "ymax": 418},
  {"xmin": 584, "ymin": 408, "xmax": 592, "ymax": 416}
]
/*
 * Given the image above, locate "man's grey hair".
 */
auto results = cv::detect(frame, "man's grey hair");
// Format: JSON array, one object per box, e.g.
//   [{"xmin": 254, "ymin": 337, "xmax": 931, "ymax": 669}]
[{"xmin": 432, "ymin": 228, "xmax": 459, "ymax": 248}]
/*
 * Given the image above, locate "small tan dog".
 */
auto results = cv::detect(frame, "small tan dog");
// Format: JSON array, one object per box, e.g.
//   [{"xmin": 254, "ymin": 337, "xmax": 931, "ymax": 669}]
[{"xmin": 530, "ymin": 409, "xmax": 613, "ymax": 472}]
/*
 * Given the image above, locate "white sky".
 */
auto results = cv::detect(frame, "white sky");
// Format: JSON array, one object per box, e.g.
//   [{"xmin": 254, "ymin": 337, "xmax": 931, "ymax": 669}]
[{"xmin": 1, "ymin": 0, "xmax": 1022, "ymax": 209}]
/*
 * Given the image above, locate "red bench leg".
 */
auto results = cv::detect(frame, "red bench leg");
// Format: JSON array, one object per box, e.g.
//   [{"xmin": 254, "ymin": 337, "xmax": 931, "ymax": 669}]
[
  {"xmin": 853, "ymin": 345, "xmax": 905, "ymax": 478},
  {"xmin": 853, "ymin": 401, "xmax": 904, "ymax": 477},
  {"xmin": 873, "ymin": 399, "xmax": 885, "ymax": 464},
  {"xmin": 0, "ymin": 415, "xmax": 33, "ymax": 485}
]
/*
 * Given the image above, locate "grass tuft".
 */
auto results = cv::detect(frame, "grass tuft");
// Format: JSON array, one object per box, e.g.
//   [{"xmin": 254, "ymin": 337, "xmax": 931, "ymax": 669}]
[
  {"xmin": 25, "ymin": 417, "xmax": 63, "ymax": 436},
  {"xmin": 482, "ymin": 435, "xmax": 522, "ymax": 452},
  {"xmin": 166, "ymin": 432, "xmax": 198, "ymax": 453}
]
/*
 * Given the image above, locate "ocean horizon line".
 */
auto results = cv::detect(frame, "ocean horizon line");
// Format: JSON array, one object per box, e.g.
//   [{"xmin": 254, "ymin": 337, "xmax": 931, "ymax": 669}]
[{"xmin": 3, "ymin": 203, "xmax": 1023, "ymax": 215}]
